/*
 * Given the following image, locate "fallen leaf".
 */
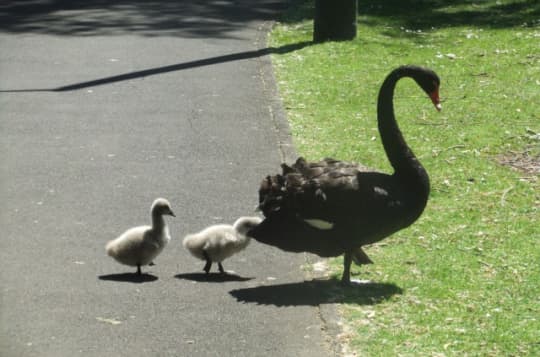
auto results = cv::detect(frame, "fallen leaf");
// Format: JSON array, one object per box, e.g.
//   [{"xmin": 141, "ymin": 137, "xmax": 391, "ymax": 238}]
[{"xmin": 96, "ymin": 317, "xmax": 122, "ymax": 325}]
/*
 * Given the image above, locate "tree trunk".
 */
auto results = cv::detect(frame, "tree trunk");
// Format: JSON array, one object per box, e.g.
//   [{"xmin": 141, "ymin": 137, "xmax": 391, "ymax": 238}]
[{"xmin": 313, "ymin": 0, "xmax": 357, "ymax": 43}]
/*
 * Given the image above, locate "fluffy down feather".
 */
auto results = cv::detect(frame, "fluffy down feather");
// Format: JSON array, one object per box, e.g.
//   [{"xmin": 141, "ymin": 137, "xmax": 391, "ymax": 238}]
[
  {"xmin": 106, "ymin": 198, "xmax": 175, "ymax": 275},
  {"xmin": 183, "ymin": 216, "xmax": 262, "ymax": 273}
]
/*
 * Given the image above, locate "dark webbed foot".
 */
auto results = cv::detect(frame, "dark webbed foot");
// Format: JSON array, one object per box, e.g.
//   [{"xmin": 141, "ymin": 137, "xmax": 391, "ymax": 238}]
[
  {"xmin": 203, "ymin": 261, "xmax": 212, "ymax": 274},
  {"xmin": 202, "ymin": 251, "xmax": 212, "ymax": 274},
  {"xmin": 340, "ymin": 276, "xmax": 351, "ymax": 286},
  {"xmin": 340, "ymin": 252, "xmax": 352, "ymax": 286}
]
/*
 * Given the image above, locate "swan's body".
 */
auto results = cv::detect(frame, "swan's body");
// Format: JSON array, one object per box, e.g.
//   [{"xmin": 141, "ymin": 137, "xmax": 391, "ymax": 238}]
[
  {"xmin": 183, "ymin": 216, "xmax": 262, "ymax": 274},
  {"xmin": 248, "ymin": 66, "xmax": 441, "ymax": 284},
  {"xmin": 106, "ymin": 198, "xmax": 175, "ymax": 275}
]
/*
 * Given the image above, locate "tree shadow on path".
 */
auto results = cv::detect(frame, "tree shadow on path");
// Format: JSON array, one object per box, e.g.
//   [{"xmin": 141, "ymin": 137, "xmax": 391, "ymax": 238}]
[
  {"xmin": 0, "ymin": 0, "xmax": 288, "ymax": 38},
  {"xmin": 0, "ymin": 41, "xmax": 312, "ymax": 93},
  {"xmin": 229, "ymin": 279, "xmax": 402, "ymax": 307}
]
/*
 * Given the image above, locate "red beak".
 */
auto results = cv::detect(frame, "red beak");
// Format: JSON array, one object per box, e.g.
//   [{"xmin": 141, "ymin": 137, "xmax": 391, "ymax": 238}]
[{"xmin": 429, "ymin": 89, "xmax": 442, "ymax": 111}]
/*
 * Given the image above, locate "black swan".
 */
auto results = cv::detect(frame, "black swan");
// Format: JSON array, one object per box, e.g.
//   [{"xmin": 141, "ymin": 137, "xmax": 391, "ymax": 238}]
[{"xmin": 248, "ymin": 65, "xmax": 441, "ymax": 284}]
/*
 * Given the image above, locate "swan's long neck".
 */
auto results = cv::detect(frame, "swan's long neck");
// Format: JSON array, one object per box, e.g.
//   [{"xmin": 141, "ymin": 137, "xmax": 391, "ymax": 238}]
[
  {"xmin": 151, "ymin": 211, "xmax": 166, "ymax": 232},
  {"xmin": 377, "ymin": 68, "xmax": 429, "ymax": 189}
]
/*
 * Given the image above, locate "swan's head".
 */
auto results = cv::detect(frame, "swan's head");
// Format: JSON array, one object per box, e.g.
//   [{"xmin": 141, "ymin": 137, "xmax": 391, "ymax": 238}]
[
  {"xmin": 406, "ymin": 66, "xmax": 442, "ymax": 111},
  {"xmin": 151, "ymin": 198, "xmax": 175, "ymax": 217},
  {"xmin": 233, "ymin": 216, "xmax": 263, "ymax": 235}
]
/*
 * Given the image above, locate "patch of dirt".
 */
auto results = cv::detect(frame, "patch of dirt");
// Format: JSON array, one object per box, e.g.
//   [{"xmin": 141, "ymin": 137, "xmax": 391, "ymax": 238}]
[{"xmin": 498, "ymin": 148, "xmax": 540, "ymax": 174}]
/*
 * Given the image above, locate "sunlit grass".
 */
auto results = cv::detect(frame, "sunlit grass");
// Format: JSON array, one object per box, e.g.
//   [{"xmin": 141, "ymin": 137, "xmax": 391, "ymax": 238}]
[{"xmin": 269, "ymin": 0, "xmax": 539, "ymax": 355}]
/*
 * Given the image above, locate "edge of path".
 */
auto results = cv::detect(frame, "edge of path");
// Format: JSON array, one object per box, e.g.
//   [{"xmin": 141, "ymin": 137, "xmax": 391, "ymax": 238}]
[{"xmin": 253, "ymin": 19, "xmax": 345, "ymax": 357}]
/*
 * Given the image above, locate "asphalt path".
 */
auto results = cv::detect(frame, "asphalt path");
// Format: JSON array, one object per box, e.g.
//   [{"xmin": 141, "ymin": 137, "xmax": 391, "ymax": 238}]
[
  {"xmin": 0, "ymin": 1, "xmax": 342, "ymax": 356},
  {"xmin": 0, "ymin": 0, "xmax": 350, "ymax": 357}
]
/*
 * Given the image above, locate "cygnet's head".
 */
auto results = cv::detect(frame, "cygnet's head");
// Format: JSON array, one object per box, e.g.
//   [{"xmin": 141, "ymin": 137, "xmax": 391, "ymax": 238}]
[
  {"xmin": 233, "ymin": 216, "xmax": 262, "ymax": 235},
  {"xmin": 151, "ymin": 198, "xmax": 175, "ymax": 217}
]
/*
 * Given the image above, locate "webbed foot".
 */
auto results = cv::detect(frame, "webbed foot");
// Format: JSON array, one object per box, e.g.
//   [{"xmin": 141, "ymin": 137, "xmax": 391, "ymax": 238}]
[{"xmin": 202, "ymin": 251, "xmax": 212, "ymax": 274}]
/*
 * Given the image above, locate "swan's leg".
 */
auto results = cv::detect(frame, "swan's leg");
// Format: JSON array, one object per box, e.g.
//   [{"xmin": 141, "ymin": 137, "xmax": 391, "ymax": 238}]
[
  {"xmin": 341, "ymin": 252, "xmax": 352, "ymax": 285},
  {"xmin": 136, "ymin": 264, "xmax": 142, "ymax": 275},
  {"xmin": 218, "ymin": 262, "xmax": 225, "ymax": 274},
  {"xmin": 202, "ymin": 250, "xmax": 212, "ymax": 274}
]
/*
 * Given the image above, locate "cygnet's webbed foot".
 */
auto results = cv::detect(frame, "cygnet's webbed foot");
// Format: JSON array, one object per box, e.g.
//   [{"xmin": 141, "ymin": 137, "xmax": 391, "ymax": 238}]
[
  {"xmin": 202, "ymin": 251, "xmax": 212, "ymax": 274},
  {"xmin": 203, "ymin": 261, "xmax": 212, "ymax": 274},
  {"xmin": 218, "ymin": 262, "xmax": 225, "ymax": 274}
]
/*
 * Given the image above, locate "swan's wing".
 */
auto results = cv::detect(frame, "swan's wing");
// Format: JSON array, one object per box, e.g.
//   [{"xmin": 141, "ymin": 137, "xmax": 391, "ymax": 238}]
[
  {"xmin": 282, "ymin": 157, "xmax": 367, "ymax": 179},
  {"xmin": 259, "ymin": 158, "xmax": 398, "ymax": 226},
  {"xmin": 253, "ymin": 159, "xmax": 408, "ymax": 255}
]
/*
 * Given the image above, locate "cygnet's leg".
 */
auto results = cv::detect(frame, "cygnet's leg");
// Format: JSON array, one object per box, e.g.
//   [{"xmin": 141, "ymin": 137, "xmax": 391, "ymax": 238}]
[
  {"xmin": 218, "ymin": 262, "xmax": 225, "ymax": 274},
  {"xmin": 202, "ymin": 250, "xmax": 212, "ymax": 274},
  {"xmin": 136, "ymin": 264, "xmax": 142, "ymax": 276}
]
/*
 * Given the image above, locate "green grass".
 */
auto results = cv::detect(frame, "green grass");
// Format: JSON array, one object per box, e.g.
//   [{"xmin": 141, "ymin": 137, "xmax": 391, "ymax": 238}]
[{"xmin": 269, "ymin": 0, "xmax": 539, "ymax": 355}]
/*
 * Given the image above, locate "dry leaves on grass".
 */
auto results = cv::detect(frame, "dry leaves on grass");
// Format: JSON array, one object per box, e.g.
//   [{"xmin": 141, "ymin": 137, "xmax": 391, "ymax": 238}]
[{"xmin": 498, "ymin": 149, "xmax": 539, "ymax": 174}]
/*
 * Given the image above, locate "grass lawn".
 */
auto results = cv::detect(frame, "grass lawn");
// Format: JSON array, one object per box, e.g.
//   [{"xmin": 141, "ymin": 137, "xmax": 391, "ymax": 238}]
[{"xmin": 268, "ymin": 0, "xmax": 539, "ymax": 355}]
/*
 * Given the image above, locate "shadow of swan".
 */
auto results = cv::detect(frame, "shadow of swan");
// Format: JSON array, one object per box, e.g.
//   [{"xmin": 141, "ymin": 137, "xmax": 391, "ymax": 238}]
[
  {"xmin": 175, "ymin": 272, "xmax": 254, "ymax": 283},
  {"xmin": 98, "ymin": 273, "xmax": 158, "ymax": 283},
  {"xmin": 229, "ymin": 279, "xmax": 403, "ymax": 306}
]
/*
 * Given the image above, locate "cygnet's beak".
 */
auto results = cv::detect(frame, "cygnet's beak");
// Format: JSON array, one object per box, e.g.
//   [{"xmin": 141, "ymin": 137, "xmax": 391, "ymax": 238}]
[{"xmin": 169, "ymin": 210, "xmax": 176, "ymax": 217}]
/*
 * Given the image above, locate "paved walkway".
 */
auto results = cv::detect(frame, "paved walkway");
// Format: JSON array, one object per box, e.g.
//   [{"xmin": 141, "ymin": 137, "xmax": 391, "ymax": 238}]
[{"xmin": 0, "ymin": 1, "xmax": 339, "ymax": 356}]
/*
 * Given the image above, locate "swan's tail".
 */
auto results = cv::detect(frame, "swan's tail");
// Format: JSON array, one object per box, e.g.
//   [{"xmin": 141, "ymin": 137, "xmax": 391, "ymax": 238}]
[
  {"xmin": 182, "ymin": 233, "xmax": 203, "ymax": 250},
  {"xmin": 182, "ymin": 234, "xmax": 208, "ymax": 261},
  {"xmin": 352, "ymin": 247, "xmax": 373, "ymax": 266},
  {"xmin": 105, "ymin": 240, "xmax": 116, "ymax": 257}
]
